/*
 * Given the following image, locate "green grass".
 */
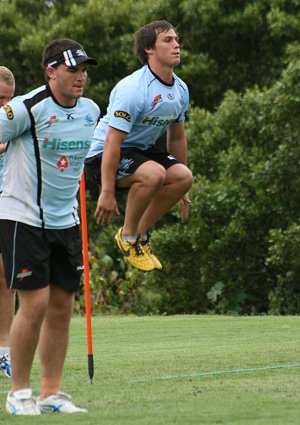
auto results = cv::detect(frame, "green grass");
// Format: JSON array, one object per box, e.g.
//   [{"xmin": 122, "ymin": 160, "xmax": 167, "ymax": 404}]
[{"xmin": 1, "ymin": 315, "xmax": 300, "ymax": 424}]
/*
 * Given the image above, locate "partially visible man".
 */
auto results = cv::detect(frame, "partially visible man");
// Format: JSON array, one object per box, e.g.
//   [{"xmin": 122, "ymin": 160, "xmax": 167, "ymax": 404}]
[
  {"xmin": 0, "ymin": 66, "xmax": 15, "ymax": 379},
  {"xmin": 85, "ymin": 20, "xmax": 193, "ymax": 272},
  {"xmin": 0, "ymin": 39, "xmax": 100, "ymax": 415}
]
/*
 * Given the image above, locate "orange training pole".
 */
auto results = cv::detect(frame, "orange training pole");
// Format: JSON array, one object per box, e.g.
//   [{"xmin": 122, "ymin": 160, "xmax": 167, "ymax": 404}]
[{"xmin": 79, "ymin": 172, "xmax": 94, "ymax": 383}]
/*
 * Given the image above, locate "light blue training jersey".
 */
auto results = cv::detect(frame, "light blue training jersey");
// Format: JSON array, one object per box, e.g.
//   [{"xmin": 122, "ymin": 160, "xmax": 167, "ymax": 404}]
[
  {"xmin": 0, "ymin": 104, "xmax": 8, "ymax": 189},
  {"xmin": 0, "ymin": 151, "xmax": 5, "ymax": 188},
  {"xmin": 0, "ymin": 85, "xmax": 100, "ymax": 229},
  {"xmin": 87, "ymin": 65, "xmax": 189, "ymax": 158}
]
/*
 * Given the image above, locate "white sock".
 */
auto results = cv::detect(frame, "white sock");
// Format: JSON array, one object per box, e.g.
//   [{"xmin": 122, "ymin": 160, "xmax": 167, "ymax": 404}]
[
  {"xmin": 122, "ymin": 235, "xmax": 138, "ymax": 243},
  {"xmin": 0, "ymin": 346, "xmax": 10, "ymax": 356}
]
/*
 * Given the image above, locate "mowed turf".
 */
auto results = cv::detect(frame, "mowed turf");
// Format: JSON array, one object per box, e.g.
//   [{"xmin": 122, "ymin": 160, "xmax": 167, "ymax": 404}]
[{"xmin": 1, "ymin": 315, "xmax": 300, "ymax": 424}]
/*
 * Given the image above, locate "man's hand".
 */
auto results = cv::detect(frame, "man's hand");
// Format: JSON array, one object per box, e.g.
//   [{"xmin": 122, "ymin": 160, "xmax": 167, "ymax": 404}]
[{"xmin": 94, "ymin": 191, "xmax": 120, "ymax": 225}]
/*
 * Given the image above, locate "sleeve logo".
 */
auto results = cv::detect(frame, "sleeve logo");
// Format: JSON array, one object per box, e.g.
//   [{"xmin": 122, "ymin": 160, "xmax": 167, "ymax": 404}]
[
  {"xmin": 114, "ymin": 110, "xmax": 131, "ymax": 122},
  {"xmin": 3, "ymin": 105, "xmax": 14, "ymax": 120}
]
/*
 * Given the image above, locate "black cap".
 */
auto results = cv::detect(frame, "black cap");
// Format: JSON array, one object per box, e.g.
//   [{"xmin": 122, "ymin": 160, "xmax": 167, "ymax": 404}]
[{"xmin": 43, "ymin": 38, "xmax": 97, "ymax": 67}]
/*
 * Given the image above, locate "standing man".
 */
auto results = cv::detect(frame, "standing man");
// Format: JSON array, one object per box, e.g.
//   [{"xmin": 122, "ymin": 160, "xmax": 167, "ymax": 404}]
[
  {"xmin": 0, "ymin": 66, "xmax": 15, "ymax": 379},
  {"xmin": 0, "ymin": 39, "xmax": 100, "ymax": 415},
  {"xmin": 85, "ymin": 20, "xmax": 193, "ymax": 272}
]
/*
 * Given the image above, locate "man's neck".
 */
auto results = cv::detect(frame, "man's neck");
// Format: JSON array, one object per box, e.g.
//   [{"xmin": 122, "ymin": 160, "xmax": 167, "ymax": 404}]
[{"xmin": 147, "ymin": 63, "xmax": 174, "ymax": 85}]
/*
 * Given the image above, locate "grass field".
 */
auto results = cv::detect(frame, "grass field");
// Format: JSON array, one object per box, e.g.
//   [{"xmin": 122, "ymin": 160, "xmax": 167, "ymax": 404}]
[{"xmin": 1, "ymin": 315, "xmax": 300, "ymax": 424}]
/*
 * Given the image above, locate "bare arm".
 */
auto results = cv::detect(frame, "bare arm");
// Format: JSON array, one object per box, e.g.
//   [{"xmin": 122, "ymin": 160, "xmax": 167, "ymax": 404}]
[
  {"xmin": 0, "ymin": 143, "xmax": 7, "ymax": 154},
  {"xmin": 166, "ymin": 122, "xmax": 188, "ymax": 164},
  {"xmin": 94, "ymin": 126, "xmax": 127, "ymax": 225},
  {"xmin": 167, "ymin": 122, "xmax": 191, "ymax": 221}
]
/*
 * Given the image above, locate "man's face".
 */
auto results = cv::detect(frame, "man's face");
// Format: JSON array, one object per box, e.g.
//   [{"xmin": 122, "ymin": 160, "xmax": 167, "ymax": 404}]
[
  {"xmin": 148, "ymin": 29, "xmax": 180, "ymax": 68},
  {"xmin": 47, "ymin": 63, "xmax": 88, "ymax": 107},
  {"xmin": 0, "ymin": 81, "xmax": 15, "ymax": 107}
]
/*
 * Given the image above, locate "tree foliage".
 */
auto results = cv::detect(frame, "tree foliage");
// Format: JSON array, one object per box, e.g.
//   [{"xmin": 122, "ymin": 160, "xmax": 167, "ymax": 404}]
[
  {"xmin": 1, "ymin": 0, "xmax": 300, "ymax": 109},
  {"xmin": 1, "ymin": 0, "xmax": 300, "ymax": 314},
  {"xmin": 143, "ymin": 54, "xmax": 300, "ymax": 315}
]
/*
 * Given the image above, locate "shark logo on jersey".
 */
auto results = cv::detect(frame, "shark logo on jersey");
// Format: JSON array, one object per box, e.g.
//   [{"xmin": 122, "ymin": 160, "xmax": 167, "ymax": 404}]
[
  {"xmin": 84, "ymin": 114, "xmax": 94, "ymax": 126},
  {"xmin": 151, "ymin": 95, "xmax": 162, "ymax": 109},
  {"xmin": 57, "ymin": 156, "xmax": 69, "ymax": 172}
]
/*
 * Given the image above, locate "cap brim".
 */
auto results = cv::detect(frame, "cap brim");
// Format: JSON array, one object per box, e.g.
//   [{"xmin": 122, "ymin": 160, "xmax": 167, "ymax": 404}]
[{"xmin": 74, "ymin": 56, "xmax": 98, "ymax": 66}]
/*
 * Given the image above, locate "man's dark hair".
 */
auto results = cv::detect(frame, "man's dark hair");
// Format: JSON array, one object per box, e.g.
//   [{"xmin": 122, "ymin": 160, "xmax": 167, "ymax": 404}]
[{"xmin": 134, "ymin": 20, "xmax": 178, "ymax": 65}]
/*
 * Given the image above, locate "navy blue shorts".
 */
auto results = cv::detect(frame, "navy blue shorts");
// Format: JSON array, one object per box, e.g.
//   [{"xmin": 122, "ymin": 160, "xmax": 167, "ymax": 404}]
[
  {"xmin": 84, "ymin": 145, "xmax": 179, "ymax": 186},
  {"xmin": 0, "ymin": 220, "xmax": 83, "ymax": 292}
]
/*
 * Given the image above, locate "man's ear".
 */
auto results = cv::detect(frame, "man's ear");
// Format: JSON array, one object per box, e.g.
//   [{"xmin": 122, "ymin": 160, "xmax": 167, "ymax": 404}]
[
  {"xmin": 144, "ymin": 47, "xmax": 154, "ymax": 56},
  {"xmin": 46, "ymin": 66, "xmax": 56, "ymax": 80}
]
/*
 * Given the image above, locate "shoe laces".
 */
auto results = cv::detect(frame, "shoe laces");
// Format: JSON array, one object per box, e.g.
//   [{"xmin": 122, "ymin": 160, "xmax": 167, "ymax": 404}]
[
  {"xmin": 140, "ymin": 232, "xmax": 153, "ymax": 254},
  {"xmin": 133, "ymin": 236, "xmax": 144, "ymax": 256},
  {"xmin": 23, "ymin": 398, "xmax": 38, "ymax": 414},
  {"xmin": 42, "ymin": 392, "xmax": 86, "ymax": 412}
]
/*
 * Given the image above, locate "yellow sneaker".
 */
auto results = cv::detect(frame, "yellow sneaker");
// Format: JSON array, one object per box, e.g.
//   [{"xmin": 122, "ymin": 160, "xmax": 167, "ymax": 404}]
[
  {"xmin": 114, "ymin": 228, "xmax": 155, "ymax": 272},
  {"xmin": 140, "ymin": 236, "xmax": 162, "ymax": 270}
]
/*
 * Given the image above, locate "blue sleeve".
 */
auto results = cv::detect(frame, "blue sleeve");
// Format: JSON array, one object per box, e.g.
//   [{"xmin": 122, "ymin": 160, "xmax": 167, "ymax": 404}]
[
  {"xmin": 0, "ymin": 97, "xmax": 30, "ymax": 143},
  {"xmin": 107, "ymin": 84, "xmax": 144, "ymax": 133}
]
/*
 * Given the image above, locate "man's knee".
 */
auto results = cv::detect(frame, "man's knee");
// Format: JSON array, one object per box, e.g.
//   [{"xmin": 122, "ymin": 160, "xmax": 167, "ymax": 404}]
[
  {"xmin": 18, "ymin": 289, "xmax": 49, "ymax": 323},
  {"xmin": 182, "ymin": 166, "xmax": 193, "ymax": 189},
  {"xmin": 168, "ymin": 164, "xmax": 193, "ymax": 188},
  {"xmin": 135, "ymin": 161, "xmax": 166, "ymax": 187}
]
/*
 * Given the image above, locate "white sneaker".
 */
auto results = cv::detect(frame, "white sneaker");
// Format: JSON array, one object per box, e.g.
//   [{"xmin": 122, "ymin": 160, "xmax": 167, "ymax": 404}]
[
  {"xmin": 37, "ymin": 391, "xmax": 87, "ymax": 413},
  {"xmin": 6, "ymin": 388, "xmax": 41, "ymax": 415}
]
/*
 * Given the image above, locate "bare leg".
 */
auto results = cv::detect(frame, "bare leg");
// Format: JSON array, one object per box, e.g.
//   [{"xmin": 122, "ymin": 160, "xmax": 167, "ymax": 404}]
[
  {"xmin": 118, "ymin": 161, "xmax": 166, "ymax": 236},
  {"xmin": 10, "ymin": 288, "xmax": 49, "ymax": 392},
  {"xmin": 0, "ymin": 255, "xmax": 15, "ymax": 348},
  {"xmin": 138, "ymin": 163, "xmax": 193, "ymax": 233},
  {"xmin": 39, "ymin": 285, "xmax": 74, "ymax": 398}
]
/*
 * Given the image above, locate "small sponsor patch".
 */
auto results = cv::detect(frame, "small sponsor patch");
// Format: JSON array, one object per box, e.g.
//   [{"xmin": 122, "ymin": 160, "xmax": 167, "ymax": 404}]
[
  {"xmin": 16, "ymin": 268, "xmax": 32, "ymax": 281},
  {"xmin": 3, "ymin": 105, "xmax": 14, "ymax": 120},
  {"xmin": 57, "ymin": 156, "xmax": 69, "ymax": 172},
  {"xmin": 114, "ymin": 110, "xmax": 131, "ymax": 122},
  {"xmin": 47, "ymin": 115, "xmax": 57, "ymax": 127},
  {"xmin": 151, "ymin": 94, "xmax": 162, "ymax": 109}
]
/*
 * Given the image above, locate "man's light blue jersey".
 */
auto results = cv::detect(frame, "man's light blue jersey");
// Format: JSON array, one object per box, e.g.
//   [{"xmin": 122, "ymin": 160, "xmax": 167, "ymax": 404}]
[
  {"xmin": 0, "ymin": 85, "xmax": 100, "ymax": 229},
  {"xmin": 0, "ymin": 151, "xmax": 6, "ymax": 189},
  {"xmin": 87, "ymin": 65, "xmax": 189, "ymax": 158},
  {"xmin": 0, "ymin": 103, "xmax": 8, "ymax": 189}
]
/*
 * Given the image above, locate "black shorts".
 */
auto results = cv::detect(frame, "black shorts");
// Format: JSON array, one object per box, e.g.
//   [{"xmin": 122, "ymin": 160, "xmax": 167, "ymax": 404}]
[
  {"xmin": 0, "ymin": 220, "xmax": 83, "ymax": 292},
  {"xmin": 84, "ymin": 145, "xmax": 180, "ymax": 186}
]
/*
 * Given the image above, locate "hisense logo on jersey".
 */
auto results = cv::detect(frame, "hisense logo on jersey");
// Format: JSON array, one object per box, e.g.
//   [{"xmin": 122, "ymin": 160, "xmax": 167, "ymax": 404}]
[
  {"xmin": 42, "ymin": 138, "xmax": 91, "ymax": 150},
  {"xmin": 142, "ymin": 116, "xmax": 176, "ymax": 127}
]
